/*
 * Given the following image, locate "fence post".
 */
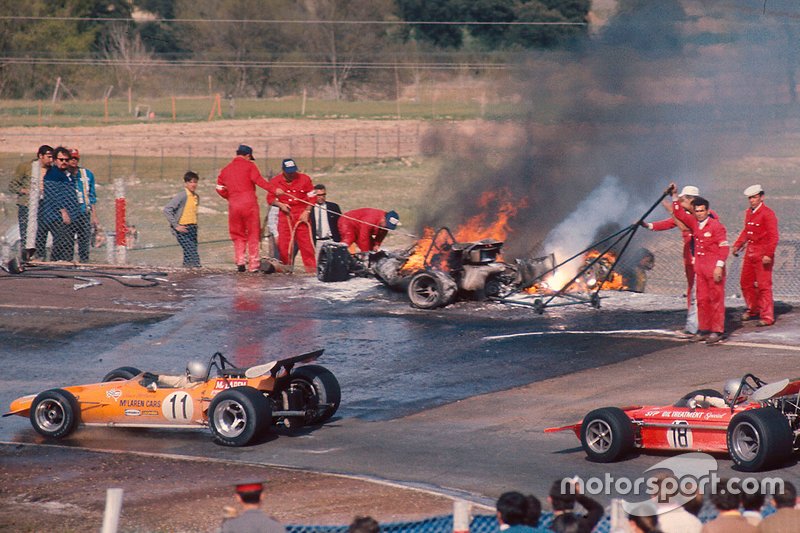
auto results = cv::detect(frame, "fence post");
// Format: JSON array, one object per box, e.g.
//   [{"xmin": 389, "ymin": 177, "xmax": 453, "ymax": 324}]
[
  {"xmin": 311, "ymin": 134, "xmax": 316, "ymax": 169},
  {"xmin": 101, "ymin": 488, "xmax": 124, "ymax": 533},
  {"xmin": 453, "ymin": 500, "xmax": 470, "ymax": 533},
  {"xmin": 114, "ymin": 178, "xmax": 127, "ymax": 265}
]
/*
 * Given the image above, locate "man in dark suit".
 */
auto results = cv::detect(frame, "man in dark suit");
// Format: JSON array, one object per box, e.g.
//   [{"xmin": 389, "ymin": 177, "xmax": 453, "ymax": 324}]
[{"xmin": 310, "ymin": 183, "xmax": 342, "ymax": 249}]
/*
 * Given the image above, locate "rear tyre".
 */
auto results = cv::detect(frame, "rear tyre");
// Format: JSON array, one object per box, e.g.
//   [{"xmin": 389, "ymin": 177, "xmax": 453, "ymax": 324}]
[
  {"xmin": 209, "ymin": 386, "xmax": 271, "ymax": 446},
  {"xmin": 580, "ymin": 407, "xmax": 635, "ymax": 463},
  {"xmin": 407, "ymin": 270, "xmax": 457, "ymax": 309},
  {"xmin": 673, "ymin": 389, "xmax": 723, "ymax": 407},
  {"xmin": 30, "ymin": 389, "xmax": 79, "ymax": 439},
  {"xmin": 727, "ymin": 407, "xmax": 793, "ymax": 471},
  {"xmin": 102, "ymin": 367, "xmax": 142, "ymax": 382},
  {"xmin": 286, "ymin": 365, "xmax": 341, "ymax": 426}
]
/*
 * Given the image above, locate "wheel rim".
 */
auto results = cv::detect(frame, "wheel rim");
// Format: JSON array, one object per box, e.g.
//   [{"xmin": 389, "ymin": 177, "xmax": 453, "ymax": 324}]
[
  {"xmin": 585, "ymin": 419, "xmax": 613, "ymax": 454},
  {"xmin": 732, "ymin": 421, "xmax": 760, "ymax": 462},
  {"xmin": 34, "ymin": 399, "xmax": 66, "ymax": 432},
  {"xmin": 411, "ymin": 276, "xmax": 438, "ymax": 305},
  {"xmin": 213, "ymin": 399, "xmax": 248, "ymax": 438}
]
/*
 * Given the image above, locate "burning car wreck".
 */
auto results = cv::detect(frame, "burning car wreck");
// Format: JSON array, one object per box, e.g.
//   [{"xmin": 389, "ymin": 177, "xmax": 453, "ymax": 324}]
[{"xmin": 318, "ymin": 226, "xmax": 653, "ymax": 311}]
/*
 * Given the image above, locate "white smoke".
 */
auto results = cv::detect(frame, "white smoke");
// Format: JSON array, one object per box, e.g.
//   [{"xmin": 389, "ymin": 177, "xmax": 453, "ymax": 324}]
[{"xmin": 543, "ymin": 175, "xmax": 647, "ymax": 289}]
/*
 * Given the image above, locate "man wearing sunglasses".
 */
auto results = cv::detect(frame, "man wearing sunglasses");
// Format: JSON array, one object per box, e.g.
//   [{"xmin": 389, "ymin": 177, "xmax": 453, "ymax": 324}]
[{"xmin": 41, "ymin": 147, "xmax": 80, "ymax": 261}]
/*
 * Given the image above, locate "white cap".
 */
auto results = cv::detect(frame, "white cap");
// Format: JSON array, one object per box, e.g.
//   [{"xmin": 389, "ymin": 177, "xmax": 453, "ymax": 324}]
[
  {"xmin": 679, "ymin": 185, "xmax": 700, "ymax": 197},
  {"xmin": 743, "ymin": 184, "xmax": 763, "ymax": 197}
]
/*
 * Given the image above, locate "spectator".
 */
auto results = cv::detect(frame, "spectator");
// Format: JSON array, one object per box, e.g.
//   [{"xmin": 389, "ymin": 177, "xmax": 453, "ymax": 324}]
[
  {"xmin": 220, "ymin": 480, "xmax": 286, "ymax": 533},
  {"xmin": 651, "ymin": 474, "xmax": 701, "ymax": 533},
  {"xmin": 349, "ymin": 515, "xmax": 380, "ymax": 533},
  {"xmin": 66, "ymin": 149, "xmax": 98, "ymax": 263},
  {"xmin": 700, "ymin": 479, "xmax": 756, "ymax": 533},
  {"xmin": 338, "ymin": 208, "xmax": 400, "ymax": 253},
  {"xmin": 627, "ymin": 513, "xmax": 662, "ymax": 533},
  {"xmin": 268, "ymin": 158, "xmax": 316, "ymax": 273},
  {"xmin": 669, "ymin": 186, "xmax": 730, "ymax": 345},
  {"xmin": 163, "ymin": 171, "xmax": 201, "ymax": 268},
  {"xmin": 10, "ymin": 145, "xmax": 53, "ymax": 260},
  {"xmin": 741, "ymin": 487, "xmax": 765, "ymax": 527},
  {"xmin": 310, "ymin": 183, "xmax": 342, "ymax": 254},
  {"xmin": 733, "ymin": 184, "xmax": 779, "ymax": 327},
  {"xmin": 548, "ymin": 478, "xmax": 604, "ymax": 533},
  {"xmin": 496, "ymin": 491, "xmax": 537, "ymax": 531},
  {"xmin": 758, "ymin": 480, "xmax": 799, "ymax": 533},
  {"xmin": 42, "ymin": 147, "xmax": 80, "ymax": 261},
  {"xmin": 524, "ymin": 494, "xmax": 542, "ymax": 528},
  {"xmin": 216, "ymin": 144, "xmax": 281, "ymax": 272}
]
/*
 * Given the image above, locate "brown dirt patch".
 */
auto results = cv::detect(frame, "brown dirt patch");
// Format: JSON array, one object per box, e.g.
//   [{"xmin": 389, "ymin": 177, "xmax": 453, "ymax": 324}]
[{"xmin": 0, "ymin": 443, "xmax": 455, "ymax": 533}]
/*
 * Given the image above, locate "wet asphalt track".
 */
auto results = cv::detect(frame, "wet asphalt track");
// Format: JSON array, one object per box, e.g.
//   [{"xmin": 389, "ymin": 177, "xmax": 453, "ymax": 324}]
[{"xmin": 2, "ymin": 274, "xmax": 795, "ymax": 502}]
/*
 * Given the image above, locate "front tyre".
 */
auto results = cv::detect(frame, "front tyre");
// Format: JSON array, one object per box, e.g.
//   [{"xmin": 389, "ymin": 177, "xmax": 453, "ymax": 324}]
[
  {"xmin": 287, "ymin": 365, "xmax": 341, "ymax": 426},
  {"xmin": 727, "ymin": 407, "xmax": 793, "ymax": 471},
  {"xmin": 102, "ymin": 367, "xmax": 142, "ymax": 382},
  {"xmin": 30, "ymin": 389, "xmax": 79, "ymax": 439},
  {"xmin": 209, "ymin": 386, "xmax": 271, "ymax": 446},
  {"xmin": 407, "ymin": 270, "xmax": 457, "ymax": 309},
  {"xmin": 580, "ymin": 407, "xmax": 634, "ymax": 463}
]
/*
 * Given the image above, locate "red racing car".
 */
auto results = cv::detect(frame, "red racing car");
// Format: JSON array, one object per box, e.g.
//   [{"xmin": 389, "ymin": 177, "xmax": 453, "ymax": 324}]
[{"xmin": 545, "ymin": 374, "xmax": 800, "ymax": 471}]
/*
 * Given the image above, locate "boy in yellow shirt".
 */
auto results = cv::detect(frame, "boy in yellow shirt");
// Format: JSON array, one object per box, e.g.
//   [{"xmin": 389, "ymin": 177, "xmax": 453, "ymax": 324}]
[{"xmin": 163, "ymin": 171, "xmax": 201, "ymax": 268}]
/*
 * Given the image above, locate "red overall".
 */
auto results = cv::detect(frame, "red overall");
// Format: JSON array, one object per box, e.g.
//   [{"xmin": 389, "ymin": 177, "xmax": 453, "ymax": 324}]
[
  {"xmin": 338, "ymin": 208, "xmax": 388, "ymax": 252},
  {"xmin": 267, "ymin": 172, "xmax": 315, "ymax": 272},
  {"xmin": 733, "ymin": 203, "xmax": 778, "ymax": 324},
  {"xmin": 216, "ymin": 157, "xmax": 276, "ymax": 271},
  {"xmin": 673, "ymin": 203, "xmax": 730, "ymax": 334},
  {"xmin": 651, "ymin": 208, "xmax": 720, "ymax": 306}
]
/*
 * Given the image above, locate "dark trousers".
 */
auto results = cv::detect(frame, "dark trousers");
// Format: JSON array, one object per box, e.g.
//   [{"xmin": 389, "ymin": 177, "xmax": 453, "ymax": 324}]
[
  {"xmin": 174, "ymin": 224, "xmax": 200, "ymax": 267},
  {"xmin": 16, "ymin": 205, "xmax": 28, "ymax": 251},
  {"xmin": 73, "ymin": 212, "xmax": 92, "ymax": 263},
  {"xmin": 34, "ymin": 201, "xmax": 48, "ymax": 259},
  {"xmin": 44, "ymin": 218, "xmax": 74, "ymax": 262}
]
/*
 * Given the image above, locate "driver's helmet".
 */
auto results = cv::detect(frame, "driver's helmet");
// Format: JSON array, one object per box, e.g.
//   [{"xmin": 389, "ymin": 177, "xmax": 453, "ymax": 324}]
[
  {"xmin": 723, "ymin": 378, "xmax": 754, "ymax": 404},
  {"xmin": 186, "ymin": 360, "xmax": 207, "ymax": 382}
]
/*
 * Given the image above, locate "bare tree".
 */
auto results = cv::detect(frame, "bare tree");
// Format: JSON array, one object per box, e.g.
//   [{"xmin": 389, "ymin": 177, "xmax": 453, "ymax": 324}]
[{"xmin": 102, "ymin": 24, "xmax": 153, "ymax": 112}]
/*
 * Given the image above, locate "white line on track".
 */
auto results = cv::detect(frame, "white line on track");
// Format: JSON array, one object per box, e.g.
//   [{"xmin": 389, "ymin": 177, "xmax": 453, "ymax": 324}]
[{"xmin": 482, "ymin": 330, "xmax": 800, "ymax": 352}]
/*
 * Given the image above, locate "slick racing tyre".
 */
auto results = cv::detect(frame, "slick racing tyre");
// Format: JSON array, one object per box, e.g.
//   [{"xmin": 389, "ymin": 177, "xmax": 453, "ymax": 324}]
[
  {"xmin": 727, "ymin": 407, "xmax": 793, "ymax": 471},
  {"xmin": 317, "ymin": 242, "xmax": 351, "ymax": 282},
  {"xmin": 580, "ymin": 407, "xmax": 635, "ymax": 463},
  {"xmin": 30, "ymin": 388, "xmax": 79, "ymax": 439},
  {"xmin": 673, "ymin": 388, "xmax": 723, "ymax": 407},
  {"xmin": 209, "ymin": 386, "xmax": 271, "ymax": 447},
  {"xmin": 101, "ymin": 367, "xmax": 142, "ymax": 382},
  {"xmin": 407, "ymin": 270, "xmax": 457, "ymax": 309},
  {"xmin": 285, "ymin": 365, "xmax": 342, "ymax": 426}
]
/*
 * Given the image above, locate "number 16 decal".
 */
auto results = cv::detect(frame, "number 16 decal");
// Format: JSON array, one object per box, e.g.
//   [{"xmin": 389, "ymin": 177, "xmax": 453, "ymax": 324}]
[{"xmin": 162, "ymin": 391, "xmax": 194, "ymax": 421}]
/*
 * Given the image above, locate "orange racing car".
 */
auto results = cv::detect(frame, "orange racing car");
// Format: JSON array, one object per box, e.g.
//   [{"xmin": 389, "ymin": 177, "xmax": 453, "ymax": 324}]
[{"xmin": 3, "ymin": 350, "xmax": 340, "ymax": 447}]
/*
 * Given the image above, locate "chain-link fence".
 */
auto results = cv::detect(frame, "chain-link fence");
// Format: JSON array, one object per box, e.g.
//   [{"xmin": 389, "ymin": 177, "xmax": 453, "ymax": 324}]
[{"xmin": 3, "ymin": 147, "xmax": 800, "ymax": 301}]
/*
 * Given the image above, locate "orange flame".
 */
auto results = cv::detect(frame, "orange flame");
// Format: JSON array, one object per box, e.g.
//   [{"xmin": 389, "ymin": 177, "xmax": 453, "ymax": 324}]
[
  {"xmin": 454, "ymin": 190, "xmax": 525, "ymax": 242},
  {"xmin": 526, "ymin": 250, "xmax": 627, "ymax": 294}
]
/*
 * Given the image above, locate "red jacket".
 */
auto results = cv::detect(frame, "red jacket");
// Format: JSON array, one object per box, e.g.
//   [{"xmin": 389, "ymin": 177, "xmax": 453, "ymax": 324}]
[
  {"xmin": 733, "ymin": 203, "xmax": 778, "ymax": 260},
  {"xmin": 338, "ymin": 208, "xmax": 388, "ymax": 252},
  {"xmin": 672, "ymin": 201, "xmax": 730, "ymax": 271},
  {"xmin": 216, "ymin": 157, "xmax": 276, "ymax": 202},
  {"xmin": 651, "ymin": 209, "xmax": 719, "ymax": 259},
  {"xmin": 267, "ymin": 172, "xmax": 314, "ymax": 214}
]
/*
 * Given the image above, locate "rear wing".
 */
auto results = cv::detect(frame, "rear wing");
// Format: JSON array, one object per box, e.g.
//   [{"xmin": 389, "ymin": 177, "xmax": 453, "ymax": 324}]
[{"xmin": 244, "ymin": 349, "xmax": 324, "ymax": 379}]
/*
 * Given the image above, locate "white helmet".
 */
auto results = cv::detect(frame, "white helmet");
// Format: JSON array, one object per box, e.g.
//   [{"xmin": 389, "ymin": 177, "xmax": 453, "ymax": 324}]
[
  {"xmin": 186, "ymin": 360, "xmax": 207, "ymax": 382},
  {"xmin": 723, "ymin": 378, "xmax": 753, "ymax": 404}
]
